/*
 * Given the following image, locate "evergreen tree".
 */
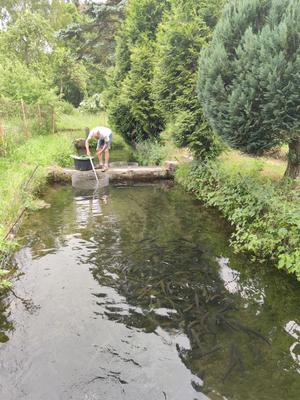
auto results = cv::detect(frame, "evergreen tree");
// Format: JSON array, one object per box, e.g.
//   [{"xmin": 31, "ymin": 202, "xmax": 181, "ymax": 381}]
[
  {"xmin": 152, "ymin": 0, "xmax": 223, "ymax": 158},
  {"xmin": 106, "ymin": 0, "xmax": 169, "ymax": 143},
  {"xmin": 109, "ymin": 43, "xmax": 163, "ymax": 142},
  {"xmin": 198, "ymin": 0, "xmax": 300, "ymax": 178}
]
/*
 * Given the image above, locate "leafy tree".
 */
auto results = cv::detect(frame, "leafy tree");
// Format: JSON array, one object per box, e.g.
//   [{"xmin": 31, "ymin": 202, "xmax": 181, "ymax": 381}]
[
  {"xmin": 198, "ymin": 0, "xmax": 300, "ymax": 178},
  {"xmin": 0, "ymin": 0, "xmax": 79, "ymax": 30},
  {"xmin": 0, "ymin": 61, "xmax": 56, "ymax": 104},
  {"xmin": 0, "ymin": 10, "xmax": 53, "ymax": 76},
  {"xmin": 58, "ymin": 0, "xmax": 126, "ymax": 96},
  {"xmin": 152, "ymin": 0, "xmax": 224, "ymax": 158},
  {"xmin": 53, "ymin": 48, "xmax": 88, "ymax": 106}
]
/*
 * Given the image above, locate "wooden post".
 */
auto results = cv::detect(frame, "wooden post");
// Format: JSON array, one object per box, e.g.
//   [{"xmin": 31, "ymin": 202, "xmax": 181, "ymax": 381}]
[
  {"xmin": 51, "ymin": 106, "xmax": 55, "ymax": 134},
  {"xmin": 0, "ymin": 120, "xmax": 4, "ymax": 140},
  {"xmin": 37, "ymin": 104, "xmax": 42, "ymax": 127},
  {"xmin": 0, "ymin": 120, "xmax": 5, "ymax": 155},
  {"xmin": 20, "ymin": 99, "xmax": 29, "ymax": 137}
]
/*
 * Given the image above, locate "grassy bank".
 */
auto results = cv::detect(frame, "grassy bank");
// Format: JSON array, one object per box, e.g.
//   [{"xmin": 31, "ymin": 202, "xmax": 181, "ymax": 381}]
[
  {"xmin": 0, "ymin": 111, "xmax": 130, "ymax": 289},
  {"xmin": 0, "ymin": 131, "xmax": 80, "ymax": 289},
  {"xmin": 0, "ymin": 133, "xmax": 78, "ymax": 241},
  {"xmin": 175, "ymin": 157, "xmax": 300, "ymax": 280}
]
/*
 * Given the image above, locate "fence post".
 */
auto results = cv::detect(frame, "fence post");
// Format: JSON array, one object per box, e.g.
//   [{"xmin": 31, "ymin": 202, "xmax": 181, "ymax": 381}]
[
  {"xmin": 0, "ymin": 120, "xmax": 4, "ymax": 139},
  {"xmin": 20, "ymin": 98, "xmax": 29, "ymax": 137},
  {"xmin": 0, "ymin": 120, "xmax": 5, "ymax": 155},
  {"xmin": 37, "ymin": 104, "xmax": 42, "ymax": 127},
  {"xmin": 51, "ymin": 106, "xmax": 55, "ymax": 134}
]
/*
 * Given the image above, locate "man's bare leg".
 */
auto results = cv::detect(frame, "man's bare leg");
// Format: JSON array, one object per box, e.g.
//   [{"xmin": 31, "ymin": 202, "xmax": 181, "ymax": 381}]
[
  {"xmin": 104, "ymin": 149, "xmax": 110, "ymax": 169},
  {"xmin": 96, "ymin": 149, "xmax": 104, "ymax": 167}
]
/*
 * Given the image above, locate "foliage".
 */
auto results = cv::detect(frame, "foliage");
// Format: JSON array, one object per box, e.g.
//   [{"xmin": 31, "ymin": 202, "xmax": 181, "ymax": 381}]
[
  {"xmin": 52, "ymin": 48, "xmax": 89, "ymax": 106},
  {"xmin": 198, "ymin": 0, "xmax": 300, "ymax": 177},
  {"xmin": 58, "ymin": 0, "xmax": 126, "ymax": 95},
  {"xmin": 0, "ymin": 62, "xmax": 56, "ymax": 104},
  {"xmin": 0, "ymin": 10, "xmax": 53, "ymax": 74},
  {"xmin": 0, "ymin": 3, "xmax": 89, "ymax": 107},
  {"xmin": 171, "ymin": 109, "xmax": 223, "ymax": 160},
  {"xmin": 135, "ymin": 140, "xmax": 167, "ymax": 166},
  {"xmin": 106, "ymin": 0, "xmax": 168, "ymax": 143},
  {"xmin": 59, "ymin": 0, "xmax": 125, "ymax": 67},
  {"xmin": 153, "ymin": 0, "xmax": 209, "ymax": 118},
  {"xmin": 109, "ymin": 42, "xmax": 163, "ymax": 143},
  {"xmin": 151, "ymin": 0, "xmax": 224, "ymax": 158},
  {"xmin": 0, "ymin": 0, "xmax": 80, "ymax": 30},
  {"xmin": 176, "ymin": 161, "xmax": 300, "ymax": 280},
  {"xmin": 79, "ymin": 93, "xmax": 104, "ymax": 114}
]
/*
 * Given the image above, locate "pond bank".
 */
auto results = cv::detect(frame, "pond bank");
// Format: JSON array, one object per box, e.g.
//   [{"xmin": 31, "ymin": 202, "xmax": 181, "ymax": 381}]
[
  {"xmin": 175, "ymin": 160, "xmax": 300, "ymax": 281},
  {"xmin": 0, "ymin": 132, "xmax": 79, "ymax": 286}
]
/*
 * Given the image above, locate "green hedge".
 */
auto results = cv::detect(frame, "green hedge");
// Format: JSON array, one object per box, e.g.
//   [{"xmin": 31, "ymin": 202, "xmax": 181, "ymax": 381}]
[{"xmin": 176, "ymin": 161, "xmax": 300, "ymax": 279}]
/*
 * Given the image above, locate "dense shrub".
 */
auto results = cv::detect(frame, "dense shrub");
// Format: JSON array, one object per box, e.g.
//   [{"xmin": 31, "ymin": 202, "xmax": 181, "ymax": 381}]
[
  {"xmin": 135, "ymin": 140, "xmax": 166, "ymax": 166},
  {"xmin": 176, "ymin": 161, "xmax": 300, "ymax": 279}
]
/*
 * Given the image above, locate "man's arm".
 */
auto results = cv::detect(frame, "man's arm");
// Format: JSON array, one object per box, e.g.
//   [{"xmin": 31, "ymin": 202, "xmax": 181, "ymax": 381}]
[
  {"xmin": 97, "ymin": 143, "xmax": 108, "ymax": 156},
  {"xmin": 85, "ymin": 138, "xmax": 91, "ymax": 156}
]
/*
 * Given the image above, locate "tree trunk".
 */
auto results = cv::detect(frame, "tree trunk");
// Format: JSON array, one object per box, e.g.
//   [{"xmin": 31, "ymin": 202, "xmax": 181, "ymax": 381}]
[{"xmin": 284, "ymin": 136, "xmax": 300, "ymax": 179}]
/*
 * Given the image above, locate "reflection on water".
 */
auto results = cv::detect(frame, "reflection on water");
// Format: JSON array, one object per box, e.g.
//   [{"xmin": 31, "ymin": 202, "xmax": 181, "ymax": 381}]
[{"xmin": 0, "ymin": 184, "xmax": 300, "ymax": 400}]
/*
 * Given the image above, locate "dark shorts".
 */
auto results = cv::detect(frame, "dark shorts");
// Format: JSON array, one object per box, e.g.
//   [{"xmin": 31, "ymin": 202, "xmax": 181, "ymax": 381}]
[{"xmin": 97, "ymin": 133, "xmax": 112, "ymax": 150}]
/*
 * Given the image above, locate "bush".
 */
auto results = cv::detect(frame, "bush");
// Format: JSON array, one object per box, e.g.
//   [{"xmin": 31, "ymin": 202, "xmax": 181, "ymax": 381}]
[
  {"xmin": 176, "ymin": 161, "xmax": 300, "ymax": 280},
  {"xmin": 135, "ymin": 140, "xmax": 166, "ymax": 166},
  {"xmin": 58, "ymin": 101, "xmax": 75, "ymax": 115},
  {"xmin": 79, "ymin": 93, "xmax": 104, "ymax": 114},
  {"xmin": 173, "ymin": 109, "xmax": 223, "ymax": 160}
]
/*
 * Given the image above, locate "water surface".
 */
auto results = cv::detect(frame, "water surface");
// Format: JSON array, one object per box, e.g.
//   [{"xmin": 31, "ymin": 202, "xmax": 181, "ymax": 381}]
[{"xmin": 0, "ymin": 183, "xmax": 300, "ymax": 399}]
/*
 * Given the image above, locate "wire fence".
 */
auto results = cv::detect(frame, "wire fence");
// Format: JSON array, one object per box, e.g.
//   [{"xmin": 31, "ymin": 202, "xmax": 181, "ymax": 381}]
[{"xmin": 0, "ymin": 98, "xmax": 56, "ymax": 156}]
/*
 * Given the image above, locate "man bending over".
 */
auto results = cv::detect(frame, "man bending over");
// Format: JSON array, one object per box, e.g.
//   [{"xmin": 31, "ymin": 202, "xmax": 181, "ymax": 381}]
[{"xmin": 85, "ymin": 126, "xmax": 112, "ymax": 171}]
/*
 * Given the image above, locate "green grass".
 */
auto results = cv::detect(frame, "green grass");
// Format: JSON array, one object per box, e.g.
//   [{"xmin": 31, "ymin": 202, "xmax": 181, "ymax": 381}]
[
  {"xmin": 56, "ymin": 110, "xmax": 108, "ymax": 131},
  {"xmin": 219, "ymin": 150, "xmax": 286, "ymax": 182}
]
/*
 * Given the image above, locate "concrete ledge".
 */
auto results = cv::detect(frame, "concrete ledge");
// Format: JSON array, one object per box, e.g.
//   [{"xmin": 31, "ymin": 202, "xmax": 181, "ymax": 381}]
[{"xmin": 47, "ymin": 161, "xmax": 179, "ymax": 186}]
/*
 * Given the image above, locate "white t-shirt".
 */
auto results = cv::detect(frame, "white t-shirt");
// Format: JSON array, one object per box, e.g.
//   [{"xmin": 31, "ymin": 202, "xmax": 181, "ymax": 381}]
[{"xmin": 88, "ymin": 126, "xmax": 112, "ymax": 142}]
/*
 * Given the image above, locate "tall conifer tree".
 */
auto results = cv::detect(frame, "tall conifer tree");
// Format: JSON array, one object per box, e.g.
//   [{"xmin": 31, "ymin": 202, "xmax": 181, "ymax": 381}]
[{"xmin": 106, "ymin": 0, "xmax": 169, "ymax": 143}]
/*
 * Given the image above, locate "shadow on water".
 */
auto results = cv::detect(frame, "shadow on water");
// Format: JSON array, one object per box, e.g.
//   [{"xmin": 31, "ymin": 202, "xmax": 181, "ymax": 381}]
[{"xmin": 0, "ymin": 183, "xmax": 300, "ymax": 399}]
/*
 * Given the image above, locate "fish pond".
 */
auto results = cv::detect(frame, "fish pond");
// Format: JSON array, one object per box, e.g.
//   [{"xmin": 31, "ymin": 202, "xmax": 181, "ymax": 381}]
[{"xmin": 0, "ymin": 183, "xmax": 300, "ymax": 400}]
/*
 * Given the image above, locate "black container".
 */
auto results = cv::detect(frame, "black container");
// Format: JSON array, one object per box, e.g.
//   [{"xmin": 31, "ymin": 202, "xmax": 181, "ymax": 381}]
[{"xmin": 71, "ymin": 155, "xmax": 95, "ymax": 171}]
